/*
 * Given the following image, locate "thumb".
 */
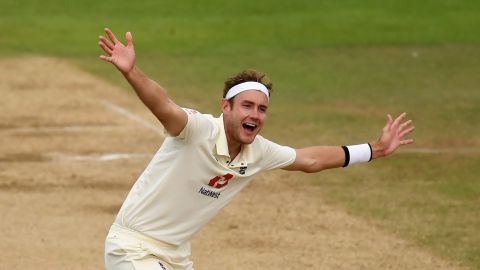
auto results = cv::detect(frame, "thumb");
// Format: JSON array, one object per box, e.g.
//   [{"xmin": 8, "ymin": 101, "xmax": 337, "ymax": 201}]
[
  {"xmin": 126, "ymin": 32, "xmax": 133, "ymax": 47},
  {"xmin": 383, "ymin": 114, "xmax": 392, "ymax": 131}
]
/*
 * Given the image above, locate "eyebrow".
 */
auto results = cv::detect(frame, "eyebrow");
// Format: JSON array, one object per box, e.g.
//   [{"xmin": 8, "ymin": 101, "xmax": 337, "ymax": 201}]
[{"xmin": 241, "ymin": 100, "xmax": 268, "ymax": 110}]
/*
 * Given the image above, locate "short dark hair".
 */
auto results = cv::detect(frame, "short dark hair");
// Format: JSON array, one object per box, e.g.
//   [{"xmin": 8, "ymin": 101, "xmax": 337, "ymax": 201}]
[{"xmin": 223, "ymin": 69, "xmax": 273, "ymax": 99}]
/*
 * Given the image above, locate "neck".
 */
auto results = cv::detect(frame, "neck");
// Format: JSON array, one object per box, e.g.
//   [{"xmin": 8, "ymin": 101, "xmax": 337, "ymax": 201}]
[
  {"xmin": 223, "ymin": 118, "xmax": 242, "ymax": 160},
  {"xmin": 223, "ymin": 114, "xmax": 242, "ymax": 160},
  {"xmin": 227, "ymin": 138, "xmax": 242, "ymax": 161}
]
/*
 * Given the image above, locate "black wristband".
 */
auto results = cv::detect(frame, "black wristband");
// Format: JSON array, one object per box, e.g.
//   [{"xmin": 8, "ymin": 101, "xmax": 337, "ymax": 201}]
[
  {"xmin": 367, "ymin": 143, "xmax": 373, "ymax": 161},
  {"xmin": 341, "ymin": 146, "xmax": 350, "ymax": 167}
]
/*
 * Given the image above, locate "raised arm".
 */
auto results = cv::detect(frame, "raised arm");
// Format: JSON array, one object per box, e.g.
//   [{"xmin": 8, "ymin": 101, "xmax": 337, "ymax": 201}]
[
  {"xmin": 98, "ymin": 28, "xmax": 187, "ymax": 136},
  {"xmin": 283, "ymin": 112, "xmax": 415, "ymax": 173}
]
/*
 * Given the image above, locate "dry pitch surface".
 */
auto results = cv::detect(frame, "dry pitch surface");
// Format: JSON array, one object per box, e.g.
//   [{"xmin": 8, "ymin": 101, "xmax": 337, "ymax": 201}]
[{"xmin": 0, "ymin": 57, "xmax": 466, "ymax": 270}]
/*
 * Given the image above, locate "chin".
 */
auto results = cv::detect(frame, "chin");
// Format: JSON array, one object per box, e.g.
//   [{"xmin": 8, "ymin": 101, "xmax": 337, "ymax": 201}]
[{"xmin": 241, "ymin": 135, "xmax": 256, "ymax": 145}]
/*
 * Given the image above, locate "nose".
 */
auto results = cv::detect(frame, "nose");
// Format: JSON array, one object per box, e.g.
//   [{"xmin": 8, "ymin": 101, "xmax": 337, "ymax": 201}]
[{"xmin": 249, "ymin": 107, "xmax": 261, "ymax": 120}]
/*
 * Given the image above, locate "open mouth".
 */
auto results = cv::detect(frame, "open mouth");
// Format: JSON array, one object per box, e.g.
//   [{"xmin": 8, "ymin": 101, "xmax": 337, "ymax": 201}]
[{"xmin": 242, "ymin": 122, "xmax": 257, "ymax": 133}]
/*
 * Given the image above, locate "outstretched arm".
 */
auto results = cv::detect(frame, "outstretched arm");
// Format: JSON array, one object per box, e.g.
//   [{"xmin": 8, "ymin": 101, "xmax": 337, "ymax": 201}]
[
  {"xmin": 98, "ymin": 28, "xmax": 187, "ymax": 136},
  {"xmin": 283, "ymin": 112, "xmax": 415, "ymax": 173}
]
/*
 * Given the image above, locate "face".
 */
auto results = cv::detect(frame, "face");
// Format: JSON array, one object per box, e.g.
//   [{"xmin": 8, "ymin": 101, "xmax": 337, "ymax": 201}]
[{"xmin": 222, "ymin": 90, "xmax": 269, "ymax": 146}]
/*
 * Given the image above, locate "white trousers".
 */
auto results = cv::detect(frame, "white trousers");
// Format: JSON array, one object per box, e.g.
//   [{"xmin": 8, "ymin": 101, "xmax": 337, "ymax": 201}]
[{"xmin": 105, "ymin": 223, "xmax": 194, "ymax": 270}]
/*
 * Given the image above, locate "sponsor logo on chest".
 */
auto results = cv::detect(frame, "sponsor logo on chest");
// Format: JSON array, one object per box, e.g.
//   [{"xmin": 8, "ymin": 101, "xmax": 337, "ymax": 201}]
[{"xmin": 197, "ymin": 167, "xmax": 247, "ymax": 199}]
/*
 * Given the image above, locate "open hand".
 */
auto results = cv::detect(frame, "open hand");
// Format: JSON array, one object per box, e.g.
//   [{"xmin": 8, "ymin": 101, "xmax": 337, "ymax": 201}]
[
  {"xmin": 372, "ymin": 112, "xmax": 415, "ymax": 158},
  {"xmin": 98, "ymin": 28, "xmax": 135, "ymax": 74}
]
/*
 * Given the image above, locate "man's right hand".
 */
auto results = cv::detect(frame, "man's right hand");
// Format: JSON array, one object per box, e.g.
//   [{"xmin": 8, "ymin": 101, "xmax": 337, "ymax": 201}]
[{"xmin": 99, "ymin": 28, "xmax": 136, "ymax": 75}]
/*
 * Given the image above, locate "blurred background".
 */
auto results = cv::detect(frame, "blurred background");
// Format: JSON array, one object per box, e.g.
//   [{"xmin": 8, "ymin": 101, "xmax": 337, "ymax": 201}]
[{"xmin": 1, "ymin": 0, "xmax": 479, "ymax": 269}]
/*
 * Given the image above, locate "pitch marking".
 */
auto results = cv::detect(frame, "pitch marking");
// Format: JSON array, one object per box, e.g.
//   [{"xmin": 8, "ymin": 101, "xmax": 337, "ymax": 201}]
[
  {"xmin": 399, "ymin": 147, "xmax": 479, "ymax": 154},
  {"xmin": 101, "ymin": 100, "xmax": 164, "ymax": 135},
  {"xmin": 46, "ymin": 152, "xmax": 153, "ymax": 161}
]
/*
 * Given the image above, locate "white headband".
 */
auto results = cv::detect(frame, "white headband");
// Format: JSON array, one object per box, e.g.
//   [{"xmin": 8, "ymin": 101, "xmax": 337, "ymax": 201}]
[{"xmin": 225, "ymin": 81, "xmax": 269, "ymax": 100}]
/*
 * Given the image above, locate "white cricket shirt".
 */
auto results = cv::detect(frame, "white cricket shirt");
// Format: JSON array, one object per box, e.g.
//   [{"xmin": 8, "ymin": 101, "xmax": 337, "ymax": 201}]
[{"xmin": 114, "ymin": 109, "xmax": 296, "ymax": 245}]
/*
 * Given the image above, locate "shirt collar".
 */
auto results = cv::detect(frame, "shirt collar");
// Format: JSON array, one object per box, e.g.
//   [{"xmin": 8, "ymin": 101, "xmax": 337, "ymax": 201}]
[{"xmin": 215, "ymin": 114, "xmax": 254, "ymax": 166}]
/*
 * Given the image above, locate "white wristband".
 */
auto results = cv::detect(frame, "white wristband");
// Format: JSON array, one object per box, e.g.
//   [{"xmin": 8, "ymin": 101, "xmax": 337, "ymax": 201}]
[{"xmin": 343, "ymin": 143, "xmax": 372, "ymax": 167}]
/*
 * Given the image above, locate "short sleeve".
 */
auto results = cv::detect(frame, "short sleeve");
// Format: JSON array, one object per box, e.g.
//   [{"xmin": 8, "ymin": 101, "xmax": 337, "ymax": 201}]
[
  {"xmin": 169, "ymin": 108, "xmax": 217, "ymax": 143},
  {"xmin": 257, "ymin": 136, "xmax": 296, "ymax": 171}
]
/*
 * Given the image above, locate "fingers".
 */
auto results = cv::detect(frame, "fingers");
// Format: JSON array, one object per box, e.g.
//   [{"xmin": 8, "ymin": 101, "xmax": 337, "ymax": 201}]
[
  {"xmin": 104, "ymin": 27, "xmax": 120, "ymax": 45},
  {"xmin": 399, "ymin": 119, "xmax": 413, "ymax": 130},
  {"xmin": 99, "ymin": 28, "xmax": 132, "ymax": 51},
  {"xmin": 394, "ymin": 113, "xmax": 414, "ymax": 137},
  {"xmin": 99, "ymin": 36, "xmax": 114, "ymax": 50},
  {"xmin": 399, "ymin": 126, "xmax": 415, "ymax": 138},
  {"xmin": 126, "ymin": 32, "xmax": 133, "ymax": 47},
  {"xmin": 99, "ymin": 55, "xmax": 112, "ymax": 63},
  {"xmin": 400, "ymin": 139, "xmax": 414, "ymax": 145},
  {"xmin": 392, "ymin": 112, "xmax": 407, "ymax": 128},
  {"xmin": 98, "ymin": 40, "xmax": 113, "ymax": 55},
  {"xmin": 386, "ymin": 112, "xmax": 414, "ymax": 133},
  {"xmin": 383, "ymin": 114, "xmax": 393, "ymax": 131}
]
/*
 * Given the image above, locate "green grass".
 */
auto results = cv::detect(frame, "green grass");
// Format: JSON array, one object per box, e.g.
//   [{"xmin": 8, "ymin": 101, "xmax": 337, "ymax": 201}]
[
  {"xmin": 1, "ymin": 0, "xmax": 480, "ymax": 56},
  {"xmin": 2, "ymin": 0, "xmax": 480, "ymax": 269},
  {"xmin": 314, "ymin": 153, "xmax": 480, "ymax": 268}
]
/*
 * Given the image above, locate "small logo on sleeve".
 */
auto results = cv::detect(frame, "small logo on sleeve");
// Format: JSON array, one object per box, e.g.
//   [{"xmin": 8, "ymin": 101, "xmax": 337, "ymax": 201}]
[{"xmin": 182, "ymin": 108, "xmax": 199, "ymax": 115}]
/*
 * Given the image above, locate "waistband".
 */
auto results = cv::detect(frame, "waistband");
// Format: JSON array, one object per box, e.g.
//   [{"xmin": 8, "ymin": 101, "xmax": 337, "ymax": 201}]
[{"xmin": 110, "ymin": 223, "xmax": 178, "ymax": 249}]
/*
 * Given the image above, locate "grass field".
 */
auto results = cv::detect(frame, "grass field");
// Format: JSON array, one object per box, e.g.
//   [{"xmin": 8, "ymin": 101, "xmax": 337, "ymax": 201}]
[{"xmin": 1, "ymin": 0, "xmax": 479, "ymax": 269}]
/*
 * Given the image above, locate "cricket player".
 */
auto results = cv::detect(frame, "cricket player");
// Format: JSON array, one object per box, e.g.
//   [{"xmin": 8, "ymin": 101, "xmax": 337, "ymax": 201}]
[{"xmin": 98, "ymin": 28, "xmax": 415, "ymax": 270}]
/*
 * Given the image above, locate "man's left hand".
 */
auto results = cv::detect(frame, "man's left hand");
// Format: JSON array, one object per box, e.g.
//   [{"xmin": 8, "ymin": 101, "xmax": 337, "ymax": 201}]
[{"xmin": 371, "ymin": 112, "xmax": 415, "ymax": 159}]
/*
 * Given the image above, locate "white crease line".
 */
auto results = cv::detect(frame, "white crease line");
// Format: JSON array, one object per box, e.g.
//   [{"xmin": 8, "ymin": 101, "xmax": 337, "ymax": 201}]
[
  {"xmin": 399, "ymin": 148, "xmax": 479, "ymax": 154},
  {"xmin": 46, "ymin": 152, "xmax": 153, "ymax": 161},
  {"xmin": 0, "ymin": 125, "xmax": 130, "ymax": 134},
  {"xmin": 101, "ymin": 100, "xmax": 164, "ymax": 135}
]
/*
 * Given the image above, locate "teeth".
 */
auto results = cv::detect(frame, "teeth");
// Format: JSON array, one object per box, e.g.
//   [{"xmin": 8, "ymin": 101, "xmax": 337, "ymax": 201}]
[{"xmin": 244, "ymin": 123, "xmax": 256, "ymax": 128}]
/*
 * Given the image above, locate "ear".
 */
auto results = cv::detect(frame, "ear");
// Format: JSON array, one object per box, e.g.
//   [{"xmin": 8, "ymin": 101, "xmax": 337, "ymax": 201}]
[{"xmin": 221, "ymin": 98, "xmax": 231, "ymax": 114}]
